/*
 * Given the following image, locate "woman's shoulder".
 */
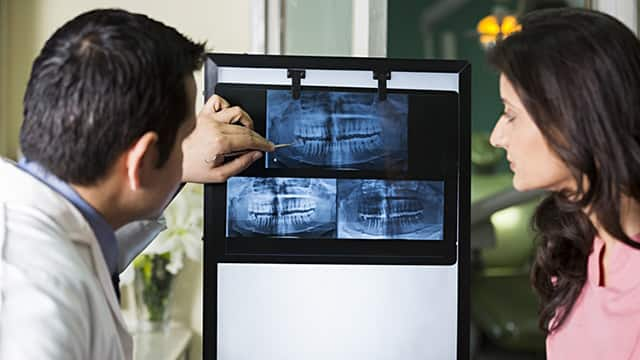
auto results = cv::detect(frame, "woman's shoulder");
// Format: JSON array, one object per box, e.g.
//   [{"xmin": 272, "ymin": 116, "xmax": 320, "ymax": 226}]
[{"xmin": 547, "ymin": 252, "xmax": 640, "ymax": 360}]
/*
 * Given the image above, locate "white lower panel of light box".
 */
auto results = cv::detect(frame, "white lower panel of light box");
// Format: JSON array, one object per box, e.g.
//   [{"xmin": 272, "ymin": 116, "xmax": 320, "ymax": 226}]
[{"xmin": 217, "ymin": 262, "xmax": 458, "ymax": 360}]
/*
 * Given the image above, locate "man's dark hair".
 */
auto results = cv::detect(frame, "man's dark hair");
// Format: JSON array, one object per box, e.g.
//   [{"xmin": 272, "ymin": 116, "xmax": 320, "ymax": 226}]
[{"xmin": 20, "ymin": 9, "xmax": 205, "ymax": 185}]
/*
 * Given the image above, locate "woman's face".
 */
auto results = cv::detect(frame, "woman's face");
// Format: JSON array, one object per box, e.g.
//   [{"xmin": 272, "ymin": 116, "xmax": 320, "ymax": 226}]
[{"xmin": 490, "ymin": 74, "xmax": 574, "ymax": 192}]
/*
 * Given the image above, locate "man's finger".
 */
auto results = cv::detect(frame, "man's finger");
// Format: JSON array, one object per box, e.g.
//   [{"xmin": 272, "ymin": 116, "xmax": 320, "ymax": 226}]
[
  {"xmin": 217, "ymin": 122, "xmax": 258, "ymax": 135},
  {"xmin": 220, "ymin": 130, "xmax": 275, "ymax": 153},
  {"xmin": 205, "ymin": 94, "xmax": 231, "ymax": 112},
  {"xmin": 217, "ymin": 106, "xmax": 254, "ymax": 128},
  {"xmin": 210, "ymin": 151, "xmax": 262, "ymax": 183}
]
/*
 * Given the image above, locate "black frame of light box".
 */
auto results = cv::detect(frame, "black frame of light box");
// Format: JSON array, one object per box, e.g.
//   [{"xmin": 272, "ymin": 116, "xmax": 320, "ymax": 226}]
[{"xmin": 202, "ymin": 53, "xmax": 470, "ymax": 360}]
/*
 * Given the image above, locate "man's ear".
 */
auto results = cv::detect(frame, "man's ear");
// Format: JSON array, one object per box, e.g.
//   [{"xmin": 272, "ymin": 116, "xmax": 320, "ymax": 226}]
[{"xmin": 125, "ymin": 132, "xmax": 159, "ymax": 191}]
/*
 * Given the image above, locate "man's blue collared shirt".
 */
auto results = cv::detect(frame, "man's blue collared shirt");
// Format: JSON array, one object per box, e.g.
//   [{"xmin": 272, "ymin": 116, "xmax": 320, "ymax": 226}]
[{"xmin": 17, "ymin": 159, "xmax": 119, "ymax": 281}]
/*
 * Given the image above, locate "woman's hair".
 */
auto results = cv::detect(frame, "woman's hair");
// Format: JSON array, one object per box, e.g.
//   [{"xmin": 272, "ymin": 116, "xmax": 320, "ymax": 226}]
[{"xmin": 487, "ymin": 8, "xmax": 640, "ymax": 333}]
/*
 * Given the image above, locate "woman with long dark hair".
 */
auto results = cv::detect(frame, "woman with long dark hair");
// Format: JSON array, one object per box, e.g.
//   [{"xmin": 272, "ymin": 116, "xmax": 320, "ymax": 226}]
[{"xmin": 488, "ymin": 7, "xmax": 640, "ymax": 359}]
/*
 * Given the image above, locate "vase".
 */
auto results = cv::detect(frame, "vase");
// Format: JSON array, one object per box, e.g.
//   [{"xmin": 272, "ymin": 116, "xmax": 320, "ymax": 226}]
[{"xmin": 133, "ymin": 253, "xmax": 175, "ymax": 332}]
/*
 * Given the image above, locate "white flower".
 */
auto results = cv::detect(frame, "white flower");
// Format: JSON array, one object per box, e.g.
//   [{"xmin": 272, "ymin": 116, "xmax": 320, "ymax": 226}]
[{"xmin": 120, "ymin": 183, "xmax": 204, "ymax": 284}]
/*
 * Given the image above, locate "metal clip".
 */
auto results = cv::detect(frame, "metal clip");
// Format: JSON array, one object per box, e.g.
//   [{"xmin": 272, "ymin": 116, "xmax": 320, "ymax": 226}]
[
  {"xmin": 287, "ymin": 69, "xmax": 306, "ymax": 100},
  {"xmin": 373, "ymin": 69, "xmax": 391, "ymax": 101}
]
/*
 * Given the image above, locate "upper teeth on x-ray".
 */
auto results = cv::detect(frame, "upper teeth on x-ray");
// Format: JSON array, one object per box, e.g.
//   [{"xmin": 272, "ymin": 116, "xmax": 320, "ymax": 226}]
[
  {"xmin": 337, "ymin": 180, "xmax": 444, "ymax": 240},
  {"xmin": 266, "ymin": 90, "xmax": 408, "ymax": 170},
  {"xmin": 227, "ymin": 177, "xmax": 337, "ymax": 237}
]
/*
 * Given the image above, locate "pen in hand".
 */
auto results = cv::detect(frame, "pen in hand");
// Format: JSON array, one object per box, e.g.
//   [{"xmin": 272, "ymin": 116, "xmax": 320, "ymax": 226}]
[{"xmin": 205, "ymin": 143, "xmax": 293, "ymax": 164}]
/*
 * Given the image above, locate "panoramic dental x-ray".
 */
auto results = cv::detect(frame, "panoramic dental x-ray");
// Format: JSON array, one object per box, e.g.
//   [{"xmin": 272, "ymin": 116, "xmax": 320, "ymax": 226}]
[
  {"xmin": 266, "ymin": 90, "xmax": 409, "ymax": 170},
  {"xmin": 338, "ymin": 179, "xmax": 444, "ymax": 240},
  {"xmin": 227, "ymin": 177, "xmax": 337, "ymax": 238},
  {"xmin": 226, "ymin": 177, "xmax": 444, "ymax": 241}
]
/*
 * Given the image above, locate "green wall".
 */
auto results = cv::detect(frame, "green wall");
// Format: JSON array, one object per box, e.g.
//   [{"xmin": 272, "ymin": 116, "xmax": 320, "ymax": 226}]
[
  {"xmin": 285, "ymin": 0, "xmax": 353, "ymax": 56},
  {"xmin": 387, "ymin": 0, "xmax": 515, "ymax": 133}
]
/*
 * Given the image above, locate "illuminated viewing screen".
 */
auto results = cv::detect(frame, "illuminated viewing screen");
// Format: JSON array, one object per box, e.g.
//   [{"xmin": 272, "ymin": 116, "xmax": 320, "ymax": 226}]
[
  {"xmin": 266, "ymin": 90, "xmax": 409, "ymax": 170},
  {"xmin": 226, "ymin": 176, "xmax": 444, "ymax": 240}
]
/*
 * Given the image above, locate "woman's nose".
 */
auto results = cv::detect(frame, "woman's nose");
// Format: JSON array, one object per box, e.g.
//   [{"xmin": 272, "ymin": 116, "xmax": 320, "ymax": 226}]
[{"xmin": 489, "ymin": 121, "xmax": 504, "ymax": 149}]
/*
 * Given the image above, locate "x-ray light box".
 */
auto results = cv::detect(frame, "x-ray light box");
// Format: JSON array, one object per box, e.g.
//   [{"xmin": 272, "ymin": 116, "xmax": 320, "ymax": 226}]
[{"xmin": 203, "ymin": 54, "xmax": 470, "ymax": 360}]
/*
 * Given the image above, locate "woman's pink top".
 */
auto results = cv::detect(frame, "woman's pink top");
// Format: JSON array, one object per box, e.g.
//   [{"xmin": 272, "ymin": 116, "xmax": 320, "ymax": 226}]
[{"xmin": 546, "ymin": 234, "xmax": 640, "ymax": 359}]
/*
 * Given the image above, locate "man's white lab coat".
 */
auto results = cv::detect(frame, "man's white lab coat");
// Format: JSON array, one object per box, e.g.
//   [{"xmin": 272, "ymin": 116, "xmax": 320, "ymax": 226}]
[{"xmin": 0, "ymin": 158, "xmax": 164, "ymax": 359}]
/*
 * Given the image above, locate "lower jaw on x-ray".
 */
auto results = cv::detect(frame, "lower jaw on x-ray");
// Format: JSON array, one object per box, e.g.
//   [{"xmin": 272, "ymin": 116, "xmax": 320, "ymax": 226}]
[
  {"xmin": 338, "ymin": 180, "xmax": 444, "ymax": 240},
  {"xmin": 227, "ymin": 177, "xmax": 337, "ymax": 238},
  {"xmin": 266, "ymin": 90, "xmax": 408, "ymax": 170}
]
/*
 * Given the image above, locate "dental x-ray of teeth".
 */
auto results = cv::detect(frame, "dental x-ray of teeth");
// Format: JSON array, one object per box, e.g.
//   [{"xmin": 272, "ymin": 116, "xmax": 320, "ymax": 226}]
[
  {"xmin": 337, "ymin": 179, "xmax": 444, "ymax": 240},
  {"xmin": 266, "ymin": 90, "xmax": 409, "ymax": 170},
  {"xmin": 227, "ymin": 177, "xmax": 337, "ymax": 238}
]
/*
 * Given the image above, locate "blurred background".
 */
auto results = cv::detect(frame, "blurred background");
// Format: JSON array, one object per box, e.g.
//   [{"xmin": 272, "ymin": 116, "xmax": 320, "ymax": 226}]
[{"xmin": 1, "ymin": 1, "xmax": 638, "ymax": 359}]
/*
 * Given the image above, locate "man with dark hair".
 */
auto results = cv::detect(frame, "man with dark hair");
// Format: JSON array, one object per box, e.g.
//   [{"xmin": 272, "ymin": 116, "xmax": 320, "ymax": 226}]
[{"xmin": 0, "ymin": 9, "xmax": 272, "ymax": 359}]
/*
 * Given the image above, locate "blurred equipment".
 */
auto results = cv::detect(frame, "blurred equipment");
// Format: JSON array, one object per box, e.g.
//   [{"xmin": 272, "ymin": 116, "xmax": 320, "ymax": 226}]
[{"xmin": 470, "ymin": 174, "xmax": 547, "ymax": 355}]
